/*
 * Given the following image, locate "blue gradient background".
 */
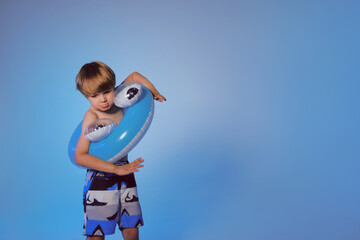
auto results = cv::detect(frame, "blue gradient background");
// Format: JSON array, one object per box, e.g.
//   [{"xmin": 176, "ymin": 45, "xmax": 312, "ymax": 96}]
[{"xmin": 1, "ymin": 1, "xmax": 359, "ymax": 239}]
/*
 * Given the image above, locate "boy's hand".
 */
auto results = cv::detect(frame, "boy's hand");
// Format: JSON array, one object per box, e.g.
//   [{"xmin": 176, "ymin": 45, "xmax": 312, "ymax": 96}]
[
  {"xmin": 152, "ymin": 89, "xmax": 167, "ymax": 102},
  {"xmin": 113, "ymin": 158, "xmax": 144, "ymax": 176}
]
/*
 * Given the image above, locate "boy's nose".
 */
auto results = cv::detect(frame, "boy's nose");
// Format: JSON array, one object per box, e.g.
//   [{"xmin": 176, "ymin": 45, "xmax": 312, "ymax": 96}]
[{"xmin": 100, "ymin": 94, "xmax": 107, "ymax": 102}]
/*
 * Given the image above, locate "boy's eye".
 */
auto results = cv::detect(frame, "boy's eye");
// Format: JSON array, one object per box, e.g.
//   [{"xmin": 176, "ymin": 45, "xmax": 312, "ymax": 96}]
[{"xmin": 113, "ymin": 81, "xmax": 142, "ymax": 108}]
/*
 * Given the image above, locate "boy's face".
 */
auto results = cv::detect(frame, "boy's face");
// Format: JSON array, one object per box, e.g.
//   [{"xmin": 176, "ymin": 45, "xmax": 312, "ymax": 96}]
[{"xmin": 87, "ymin": 89, "xmax": 115, "ymax": 111}]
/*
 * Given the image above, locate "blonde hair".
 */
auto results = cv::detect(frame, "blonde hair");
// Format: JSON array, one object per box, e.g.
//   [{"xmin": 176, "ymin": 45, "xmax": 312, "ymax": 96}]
[{"xmin": 76, "ymin": 61, "xmax": 116, "ymax": 97}]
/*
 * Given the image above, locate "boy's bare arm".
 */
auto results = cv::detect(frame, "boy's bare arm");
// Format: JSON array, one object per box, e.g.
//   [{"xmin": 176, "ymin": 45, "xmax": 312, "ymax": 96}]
[
  {"xmin": 124, "ymin": 72, "xmax": 166, "ymax": 102},
  {"xmin": 74, "ymin": 111, "xmax": 144, "ymax": 175}
]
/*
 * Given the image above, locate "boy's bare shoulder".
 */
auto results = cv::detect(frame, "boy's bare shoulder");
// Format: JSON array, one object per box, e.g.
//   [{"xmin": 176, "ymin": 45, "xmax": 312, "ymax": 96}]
[{"xmin": 82, "ymin": 108, "xmax": 99, "ymax": 128}]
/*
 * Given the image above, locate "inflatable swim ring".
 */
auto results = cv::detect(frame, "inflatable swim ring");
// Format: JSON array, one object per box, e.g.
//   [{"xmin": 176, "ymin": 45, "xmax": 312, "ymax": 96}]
[{"xmin": 68, "ymin": 81, "xmax": 154, "ymax": 168}]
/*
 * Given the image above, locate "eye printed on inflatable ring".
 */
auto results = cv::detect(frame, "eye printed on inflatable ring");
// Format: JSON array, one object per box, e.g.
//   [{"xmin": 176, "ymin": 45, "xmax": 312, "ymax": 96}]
[{"xmin": 114, "ymin": 81, "xmax": 143, "ymax": 108}]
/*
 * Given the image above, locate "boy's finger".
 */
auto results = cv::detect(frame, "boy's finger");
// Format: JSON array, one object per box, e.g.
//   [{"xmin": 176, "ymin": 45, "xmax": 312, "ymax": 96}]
[
  {"xmin": 130, "ymin": 160, "xmax": 144, "ymax": 167},
  {"xmin": 131, "ymin": 158, "xmax": 143, "ymax": 162}
]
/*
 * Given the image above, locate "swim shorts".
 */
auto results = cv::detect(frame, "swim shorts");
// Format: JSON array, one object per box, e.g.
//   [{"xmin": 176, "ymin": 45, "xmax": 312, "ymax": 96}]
[{"xmin": 82, "ymin": 162, "xmax": 144, "ymax": 236}]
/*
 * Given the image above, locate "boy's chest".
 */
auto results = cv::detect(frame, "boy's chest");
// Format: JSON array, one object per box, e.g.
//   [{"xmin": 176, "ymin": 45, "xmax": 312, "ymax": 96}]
[{"xmin": 96, "ymin": 109, "xmax": 124, "ymax": 125}]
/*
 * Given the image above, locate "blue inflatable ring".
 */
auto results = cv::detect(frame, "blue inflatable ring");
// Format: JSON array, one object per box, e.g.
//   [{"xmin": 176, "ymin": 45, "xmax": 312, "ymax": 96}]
[{"xmin": 68, "ymin": 85, "xmax": 154, "ymax": 168}]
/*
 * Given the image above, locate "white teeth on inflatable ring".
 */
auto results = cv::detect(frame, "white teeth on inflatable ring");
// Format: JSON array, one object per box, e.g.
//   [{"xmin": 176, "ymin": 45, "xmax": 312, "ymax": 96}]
[{"xmin": 84, "ymin": 118, "xmax": 116, "ymax": 142}]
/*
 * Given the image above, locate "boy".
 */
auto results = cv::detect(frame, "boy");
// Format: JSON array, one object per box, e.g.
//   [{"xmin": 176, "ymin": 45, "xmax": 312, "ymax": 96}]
[{"xmin": 74, "ymin": 61, "xmax": 166, "ymax": 240}]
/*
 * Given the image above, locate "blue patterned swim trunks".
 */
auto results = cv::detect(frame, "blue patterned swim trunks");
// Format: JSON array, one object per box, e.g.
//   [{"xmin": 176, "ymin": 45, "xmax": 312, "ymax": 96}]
[{"xmin": 83, "ymin": 161, "xmax": 144, "ymax": 236}]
